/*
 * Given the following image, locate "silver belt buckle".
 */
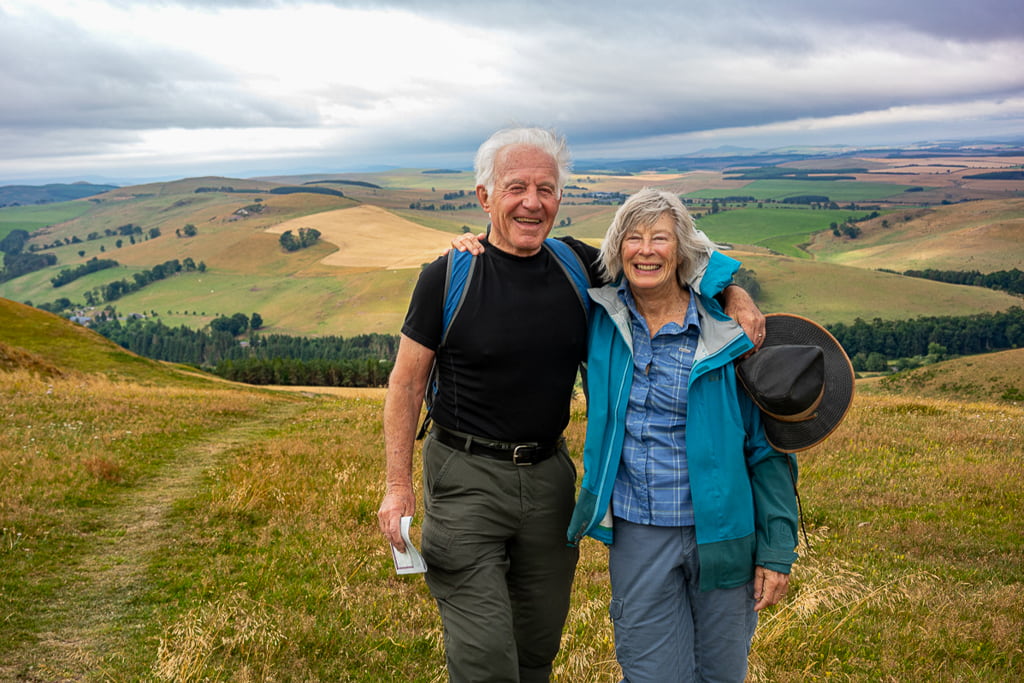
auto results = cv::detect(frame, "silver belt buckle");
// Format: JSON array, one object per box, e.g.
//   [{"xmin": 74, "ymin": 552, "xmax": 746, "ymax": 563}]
[{"xmin": 512, "ymin": 445, "xmax": 533, "ymax": 466}]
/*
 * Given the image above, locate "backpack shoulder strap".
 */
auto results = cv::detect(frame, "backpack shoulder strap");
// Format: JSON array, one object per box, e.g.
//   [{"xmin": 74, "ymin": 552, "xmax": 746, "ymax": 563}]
[
  {"xmin": 417, "ymin": 249, "xmax": 476, "ymax": 439},
  {"xmin": 441, "ymin": 248, "xmax": 477, "ymax": 346},
  {"xmin": 543, "ymin": 237, "xmax": 591, "ymax": 317}
]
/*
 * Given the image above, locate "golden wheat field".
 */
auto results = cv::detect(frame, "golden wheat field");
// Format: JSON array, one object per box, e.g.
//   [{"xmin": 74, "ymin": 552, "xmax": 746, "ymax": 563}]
[{"xmin": 264, "ymin": 205, "xmax": 456, "ymax": 269}]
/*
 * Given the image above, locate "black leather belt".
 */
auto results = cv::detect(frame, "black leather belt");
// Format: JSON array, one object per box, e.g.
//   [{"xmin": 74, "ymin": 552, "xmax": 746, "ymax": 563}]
[{"xmin": 432, "ymin": 425, "xmax": 560, "ymax": 466}]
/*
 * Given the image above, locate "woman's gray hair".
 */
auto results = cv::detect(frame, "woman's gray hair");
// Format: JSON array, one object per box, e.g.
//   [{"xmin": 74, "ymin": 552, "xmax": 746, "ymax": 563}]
[
  {"xmin": 474, "ymin": 127, "xmax": 572, "ymax": 194},
  {"xmin": 599, "ymin": 188, "xmax": 716, "ymax": 284}
]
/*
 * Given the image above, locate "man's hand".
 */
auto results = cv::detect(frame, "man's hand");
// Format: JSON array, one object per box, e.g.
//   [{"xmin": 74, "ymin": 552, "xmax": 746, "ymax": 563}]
[
  {"xmin": 753, "ymin": 566, "xmax": 790, "ymax": 611},
  {"xmin": 378, "ymin": 485, "xmax": 416, "ymax": 552},
  {"xmin": 450, "ymin": 231, "xmax": 487, "ymax": 255},
  {"xmin": 722, "ymin": 284, "xmax": 766, "ymax": 352}
]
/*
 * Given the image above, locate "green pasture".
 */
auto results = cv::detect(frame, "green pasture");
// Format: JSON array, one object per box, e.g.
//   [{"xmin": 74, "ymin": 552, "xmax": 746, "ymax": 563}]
[
  {"xmin": 733, "ymin": 252, "xmax": 1020, "ymax": 324},
  {"xmin": 40, "ymin": 266, "xmax": 419, "ymax": 338},
  {"xmin": 0, "ymin": 201, "xmax": 94, "ymax": 239},
  {"xmin": 686, "ymin": 179, "xmax": 926, "ymax": 203},
  {"xmin": 695, "ymin": 207, "xmax": 888, "ymax": 257}
]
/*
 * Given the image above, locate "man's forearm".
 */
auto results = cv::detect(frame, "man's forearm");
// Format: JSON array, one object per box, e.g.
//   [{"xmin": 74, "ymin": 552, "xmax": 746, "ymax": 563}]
[{"xmin": 382, "ymin": 386, "xmax": 420, "ymax": 491}]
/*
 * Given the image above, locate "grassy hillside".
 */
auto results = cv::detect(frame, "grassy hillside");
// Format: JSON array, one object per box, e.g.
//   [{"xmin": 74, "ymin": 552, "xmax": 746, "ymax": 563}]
[
  {"xmin": 2, "ymin": 305, "xmax": 1021, "ymax": 680},
  {"xmin": 0, "ymin": 297, "xmax": 215, "ymax": 383},
  {"xmin": 0, "ymin": 201, "xmax": 95, "ymax": 239},
  {"xmin": 858, "ymin": 348, "xmax": 1024, "ymax": 402},
  {"xmin": 807, "ymin": 198, "xmax": 1024, "ymax": 272},
  {"xmin": 731, "ymin": 249, "xmax": 1021, "ymax": 324}
]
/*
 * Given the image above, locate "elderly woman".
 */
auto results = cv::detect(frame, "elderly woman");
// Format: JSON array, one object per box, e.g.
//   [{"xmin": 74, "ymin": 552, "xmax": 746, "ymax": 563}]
[{"xmin": 567, "ymin": 188, "xmax": 799, "ymax": 682}]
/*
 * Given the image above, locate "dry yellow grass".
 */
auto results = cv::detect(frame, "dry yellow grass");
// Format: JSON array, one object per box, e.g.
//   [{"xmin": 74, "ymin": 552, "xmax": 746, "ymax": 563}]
[{"xmin": 264, "ymin": 205, "xmax": 456, "ymax": 270}]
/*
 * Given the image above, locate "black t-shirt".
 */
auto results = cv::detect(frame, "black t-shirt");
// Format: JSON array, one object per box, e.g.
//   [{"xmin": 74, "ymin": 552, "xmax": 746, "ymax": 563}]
[{"xmin": 402, "ymin": 237, "xmax": 602, "ymax": 443}]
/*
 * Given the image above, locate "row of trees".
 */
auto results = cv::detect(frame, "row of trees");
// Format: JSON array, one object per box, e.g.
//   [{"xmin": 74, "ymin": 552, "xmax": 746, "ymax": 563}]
[
  {"xmin": 895, "ymin": 268, "xmax": 1024, "ymax": 295},
  {"xmin": 826, "ymin": 307, "xmax": 1024, "ymax": 362},
  {"xmin": 50, "ymin": 257, "xmax": 119, "ymax": 287},
  {"xmin": 89, "ymin": 315, "xmax": 399, "ymax": 384},
  {"xmin": 214, "ymin": 357, "xmax": 391, "ymax": 387},
  {"xmin": 81, "ymin": 258, "xmax": 205, "ymax": 306}
]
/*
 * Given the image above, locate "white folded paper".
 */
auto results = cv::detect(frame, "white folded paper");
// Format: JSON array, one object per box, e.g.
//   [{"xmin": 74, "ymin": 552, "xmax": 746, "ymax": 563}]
[{"xmin": 391, "ymin": 515, "xmax": 427, "ymax": 574}]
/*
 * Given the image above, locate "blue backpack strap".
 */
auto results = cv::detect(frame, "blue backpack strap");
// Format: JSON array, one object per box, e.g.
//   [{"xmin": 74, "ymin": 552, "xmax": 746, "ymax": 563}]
[
  {"xmin": 418, "ymin": 249, "xmax": 476, "ymax": 439},
  {"xmin": 441, "ymin": 249, "xmax": 476, "ymax": 345},
  {"xmin": 543, "ymin": 237, "xmax": 591, "ymax": 317}
]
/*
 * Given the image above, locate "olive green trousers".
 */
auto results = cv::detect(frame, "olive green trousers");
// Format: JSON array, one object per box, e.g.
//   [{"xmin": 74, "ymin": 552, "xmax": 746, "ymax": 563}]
[{"xmin": 420, "ymin": 430, "xmax": 579, "ymax": 683}]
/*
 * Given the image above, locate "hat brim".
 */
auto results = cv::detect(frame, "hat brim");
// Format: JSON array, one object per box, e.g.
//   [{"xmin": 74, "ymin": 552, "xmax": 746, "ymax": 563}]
[{"xmin": 754, "ymin": 314, "xmax": 854, "ymax": 452}]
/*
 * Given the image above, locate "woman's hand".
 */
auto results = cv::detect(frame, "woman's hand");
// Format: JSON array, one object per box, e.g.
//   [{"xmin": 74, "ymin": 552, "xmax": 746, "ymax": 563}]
[
  {"xmin": 753, "ymin": 566, "xmax": 789, "ymax": 611},
  {"xmin": 449, "ymin": 231, "xmax": 487, "ymax": 255}
]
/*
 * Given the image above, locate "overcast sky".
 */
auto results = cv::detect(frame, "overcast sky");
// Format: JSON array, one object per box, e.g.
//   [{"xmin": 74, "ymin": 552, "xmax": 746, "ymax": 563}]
[{"xmin": 2, "ymin": 0, "xmax": 1023, "ymax": 184}]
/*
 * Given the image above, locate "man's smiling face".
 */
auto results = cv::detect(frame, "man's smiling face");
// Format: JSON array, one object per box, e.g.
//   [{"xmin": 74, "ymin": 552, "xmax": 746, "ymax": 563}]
[{"xmin": 476, "ymin": 144, "xmax": 561, "ymax": 257}]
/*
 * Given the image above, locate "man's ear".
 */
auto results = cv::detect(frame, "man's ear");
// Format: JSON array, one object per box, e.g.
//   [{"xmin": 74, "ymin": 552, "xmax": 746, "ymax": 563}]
[{"xmin": 476, "ymin": 185, "xmax": 491, "ymax": 212}]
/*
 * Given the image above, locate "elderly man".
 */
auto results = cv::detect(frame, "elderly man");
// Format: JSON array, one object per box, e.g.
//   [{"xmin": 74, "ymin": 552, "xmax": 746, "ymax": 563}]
[{"xmin": 378, "ymin": 127, "xmax": 764, "ymax": 682}]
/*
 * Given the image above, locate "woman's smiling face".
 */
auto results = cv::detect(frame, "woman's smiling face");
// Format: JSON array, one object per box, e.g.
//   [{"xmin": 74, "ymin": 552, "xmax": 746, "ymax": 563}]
[{"xmin": 620, "ymin": 212, "xmax": 680, "ymax": 294}]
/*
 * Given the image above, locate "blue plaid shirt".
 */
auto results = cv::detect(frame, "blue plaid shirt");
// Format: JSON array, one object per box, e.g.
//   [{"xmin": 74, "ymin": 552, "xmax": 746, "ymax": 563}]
[{"xmin": 612, "ymin": 281, "xmax": 701, "ymax": 527}]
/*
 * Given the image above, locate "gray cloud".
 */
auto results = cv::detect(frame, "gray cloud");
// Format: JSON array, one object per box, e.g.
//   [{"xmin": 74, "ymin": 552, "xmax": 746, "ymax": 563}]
[
  {"xmin": 1, "ymin": 0, "xmax": 1022, "ymax": 183},
  {"xmin": 0, "ymin": 5, "xmax": 317, "ymax": 131}
]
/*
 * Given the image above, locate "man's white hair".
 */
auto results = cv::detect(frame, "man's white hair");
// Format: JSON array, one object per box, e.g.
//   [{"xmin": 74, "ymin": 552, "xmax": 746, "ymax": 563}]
[{"xmin": 474, "ymin": 127, "xmax": 572, "ymax": 194}]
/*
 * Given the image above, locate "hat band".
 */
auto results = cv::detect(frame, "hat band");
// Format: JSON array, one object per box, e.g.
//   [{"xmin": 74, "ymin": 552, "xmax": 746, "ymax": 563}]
[{"xmin": 761, "ymin": 388, "xmax": 824, "ymax": 423}]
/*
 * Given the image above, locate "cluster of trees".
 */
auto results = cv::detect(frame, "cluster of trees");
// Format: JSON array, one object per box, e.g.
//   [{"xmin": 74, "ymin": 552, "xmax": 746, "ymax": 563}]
[
  {"xmin": 211, "ymin": 312, "xmax": 263, "ymax": 335},
  {"xmin": 895, "ymin": 268, "xmax": 1024, "ymax": 295},
  {"xmin": 242, "ymin": 332, "xmax": 398, "ymax": 363},
  {"xmin": 783, "ymin": 195, "xmax": 831, "ymax": 205},
  {"xmin": 279, "ymin": 228, "xmax": 321, "ymax": 252},
  {"xmin": 269, "ymin": 186, "xmax": 344, "ymax": 198},
  {"xmin": 0, "ymin": 229, "xmax": 56, "ymax": 282},
  {"xmin": 89, "ymin": 315, "xmax": 397, "ymax": 387},
  {"xmin": 827, "ymin": 307, "xmax": 1024, "ymax": 370},
  {"xmin": 195, "ymin": 186, "xmax": 262, "ymax": 194},
  {"xmin": 303, "ymin": 179, "xmax": 381, "ymax": 189},
  {"xmin": 50, "ymin": 257, "xmax": 119, "ymax": 287},
  {"xmin": 832, "ymin": 222, "xmax": 862, "ymax": 239},
  {"xmin": 91, "ymin": 317, "xmax": 241, "ymax": 367},
  {"xmin": 81, "ymin": 257, "xmax": 204, "ymax": 306}
]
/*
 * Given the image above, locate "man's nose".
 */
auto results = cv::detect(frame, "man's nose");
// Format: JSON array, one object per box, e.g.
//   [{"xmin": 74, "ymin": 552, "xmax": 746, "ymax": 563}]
[{"xmin": 521, "ymin": 187, "xmax": 541, "ymax": 208}]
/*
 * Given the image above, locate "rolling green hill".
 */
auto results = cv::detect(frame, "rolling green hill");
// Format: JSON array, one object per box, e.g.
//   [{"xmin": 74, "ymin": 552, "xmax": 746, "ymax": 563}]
[
  {"xmin": 0, "ymin": 297, "xmax": 219, "ymax": 385},
  {"xmin": 806, "ymin": 197, "xmax": 1024, "ymax": 272},
  {"xmin": 857, "ymin": 347, "xmax": 1024, "ymax": 402}
]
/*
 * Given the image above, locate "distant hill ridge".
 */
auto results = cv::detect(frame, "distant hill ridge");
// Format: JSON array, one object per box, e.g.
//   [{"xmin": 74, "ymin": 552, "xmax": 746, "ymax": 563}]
[{"xmin": 0, "ymin": 182, "xmax": 119, "ymax": 207}]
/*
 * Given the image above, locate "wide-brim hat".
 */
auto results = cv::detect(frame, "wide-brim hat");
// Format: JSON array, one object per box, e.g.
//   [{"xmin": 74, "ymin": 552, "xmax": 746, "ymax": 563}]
[{"xmin": 736, "ymin": 313, "xmax": 854, "ymax": 452}]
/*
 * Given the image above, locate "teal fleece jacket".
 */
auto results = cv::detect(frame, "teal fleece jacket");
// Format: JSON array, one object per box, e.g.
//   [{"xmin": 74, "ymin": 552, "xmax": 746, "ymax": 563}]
[{"xmin": 567, "ymin": 252, "xmax": 799, "ymax": 591}]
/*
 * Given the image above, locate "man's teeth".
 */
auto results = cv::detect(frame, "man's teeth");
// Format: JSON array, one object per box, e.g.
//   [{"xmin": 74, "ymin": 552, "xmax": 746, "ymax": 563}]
[{"xmin": 516, "ymin": 218, "xmax": 541, "ymax": 224}]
